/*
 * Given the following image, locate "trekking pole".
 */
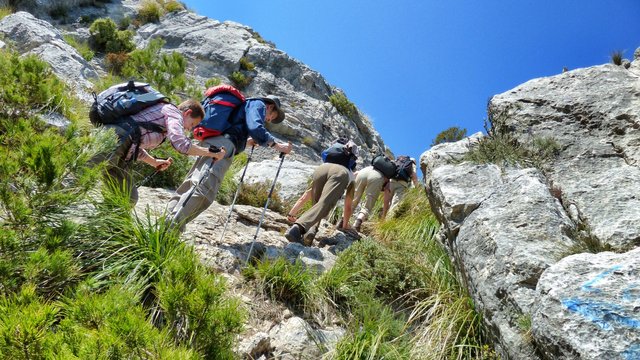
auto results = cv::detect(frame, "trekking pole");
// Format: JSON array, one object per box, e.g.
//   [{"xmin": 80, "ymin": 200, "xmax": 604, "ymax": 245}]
[
  {"xmin": 218, "ymin": 145, "xmax": 254, "ymax": 242},
  {"xmin": 136, "ymin": 158, "xmax": 173, "ymax": 188},
  {"xmin": 169, "ymin": 146, "xmax": 222, "ymax": 227},
  {"xmin": 245, "ymin": 151, "xmax": 286, "ymax": 265}
]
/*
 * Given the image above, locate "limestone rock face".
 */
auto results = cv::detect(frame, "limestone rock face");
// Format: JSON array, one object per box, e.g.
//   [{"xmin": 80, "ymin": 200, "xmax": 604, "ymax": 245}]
[
  {"xmin": 490, "ymin": 63, "xmax": 640, "ymax": 251},
  {"xmin": 533, "ymin": 248, "xmax": 640, "ymax": 360},
  {"xmin": 422, "ymin": 51, "xmax": 640, "ymax": 359},
  {"xmin": 0, "ymin": 12, "xmax": 98, "ymax": 100}
]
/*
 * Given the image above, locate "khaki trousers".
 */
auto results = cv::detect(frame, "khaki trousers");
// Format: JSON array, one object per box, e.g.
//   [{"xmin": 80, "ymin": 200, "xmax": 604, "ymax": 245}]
[
  {"xmin": 388, "ymin": 179, "xmax": 410, "ymax": 216},
  {"xmin": 296, "ymin": 163, "xmax": 350, "ymax": 232},
  {"xmin": 352, "ymin": 166, "xmax": 385, "ymax": 221},
  {"xmin": 166, "ymin": 136, "xmax": 235, "ymax": 227}
]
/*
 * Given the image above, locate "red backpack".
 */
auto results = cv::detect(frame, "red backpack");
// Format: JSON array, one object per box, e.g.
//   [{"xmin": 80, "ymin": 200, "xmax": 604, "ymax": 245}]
[{"xmin": 193, "ymin": 84, "xmax": 246, "ymax": 141}]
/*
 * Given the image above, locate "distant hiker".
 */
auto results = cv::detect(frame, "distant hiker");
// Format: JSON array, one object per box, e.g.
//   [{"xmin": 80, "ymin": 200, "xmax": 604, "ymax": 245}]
[
  {"xmin": 285, "ymin": 138, "xmax": 358, "ymax": 246},
  {"xmin": 166, "ymin": 85, "xmax": 291, "ymax": 228},
  {"xmin": 350, "ymin": 154, "xmax": 396, "ymax": 231},
  {"xmin": 90, "ymin": 81, "xmax": 225, "ymax": 204},
  {"xmin": 383, "ymin": 156, "xmax": 420, "ymax": 218}
]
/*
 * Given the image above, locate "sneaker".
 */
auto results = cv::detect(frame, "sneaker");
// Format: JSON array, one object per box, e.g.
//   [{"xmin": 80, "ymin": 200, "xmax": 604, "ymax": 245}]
[
  {"xmin": 354, "ymin": 219, "xmax": 362, "ymax": 232},
  {"xmin": 285, "ymin": 224, "xmax": 303, "ymax": 244}
]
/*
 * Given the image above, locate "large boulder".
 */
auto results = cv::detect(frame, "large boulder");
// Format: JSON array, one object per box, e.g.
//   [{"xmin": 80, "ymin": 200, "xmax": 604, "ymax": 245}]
[
  {"xmin": 534, "ymin": 247, "xmax": 640, "ymax": 359},
  {"xmin": 490, "ymin": 62, "xmax": 640, "ymax": 251},
  {"xmin": 0, "ymin": 11, "xmax": 98, "ymax": 100}
]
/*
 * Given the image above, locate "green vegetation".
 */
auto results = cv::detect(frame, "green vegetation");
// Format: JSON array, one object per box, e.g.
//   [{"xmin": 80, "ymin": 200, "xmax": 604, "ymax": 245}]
[
  {"xmin": 230, "ymin": 71, "xmax": 250, "ymax": 89},
  {"xmin": 138, "ymin": 0, "xmax": 163, "ymax": 24},
  {"xmin": 243, "ymin": 187, "xmax": 496, "ymax": 359},
  {"xmin": 205, "ymin": 77, "xmax": 222, "ymax": 88},
  {"xmin": 252, "ymin": 31, "xmax": 267, "ymax": 45},
  {"xmin": 216, "ymin": 152, "xmax": 248, "ymax": 205},
  {"xmin": 121, "ymin": 37, "xmax": 199, "ymax": 102},
  {"xmin": 239, "ymin": 56, "xmax": 255, "ymax": 71},
  {"xmin": 63, "ymin": 35, "xmax": 95, "ymax": 61},
  {"xmin": 564, "ymin": 220, "xmax": 614, "ymax": 256},
  {"xmin": 329, "ymin": 92, "xmax": 357, "ymax": 118},
  {"xmin": 610, "ymin": 50, "xmax": 624, "ymax": 65},
  {"xmin": 464, "ymin": 109, "xmax": 560, "ymax": 170},
  {"xmin": 237, "ymin": 180, "xmax": 286, "ymax": 214},
  {"xmin": 89, "ymin": 18, "xmax": 135, "ymax": 54},
  {"xmin": 0, "ymin": 47, "xmax": 245, "ymax": 359},
  {"xmin": 432, "ymin": 126, "xmax": 467, "ymax": 146},
  {"xmin": 243, "ymin": 257, "xmax": 315, "ymax": 311},
  {"xmin": 164, "ymin": 1, "xmax": 185, "ymax": 13},
  {"xmin": 0, "ymin": 6, "xmax": 12, "ymax": 19}
]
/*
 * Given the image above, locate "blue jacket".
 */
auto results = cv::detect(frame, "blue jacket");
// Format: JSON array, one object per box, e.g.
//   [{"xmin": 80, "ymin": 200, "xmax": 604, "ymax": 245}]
[{"xmin": 225, "ymin": 99, "xmax": 276, "ymax": 154}]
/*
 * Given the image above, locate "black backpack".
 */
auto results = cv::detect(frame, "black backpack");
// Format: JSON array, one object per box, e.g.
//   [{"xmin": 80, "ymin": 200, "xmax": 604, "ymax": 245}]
[
  {"xmin": 89, "ymin": 81, "xmax": 169, "ymax": 126},
  {"xmin": 371, "ymin": 154, "xmax": 397, "ymax": 178},
  {"xmin": 321, "ymin": 138, "xmax": 357, "ymax": 170},
  {"xmin": 89, "ymin": 81, "xmax": 168, "ymax": 161},
  {"xmin": 394, "ymin": 156, "xmax": 414, "ymax": 182}
]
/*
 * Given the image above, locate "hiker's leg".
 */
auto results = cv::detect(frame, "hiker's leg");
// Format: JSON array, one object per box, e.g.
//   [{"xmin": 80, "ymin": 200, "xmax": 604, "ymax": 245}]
[
  {"xmin": 167, "ymin": 136, "xmax": 235, "ymax": 227},
  {"xmin": 102, "ymin": 125, "xmax": 138, "ymax": 204},
  {"xmin": 296, "ymin": 164, "xmax": 348, "ymax": 231},
  {"xmin": 351, "ymin": 173, "xmax": 367, "ymax": 212},
  {"xmin": 358, "ymin": 169, "xmax": 384, "ymax": 222},
  {"xmin": 388, "ymin": 180, "xmax": 408, "ymax": 217}
]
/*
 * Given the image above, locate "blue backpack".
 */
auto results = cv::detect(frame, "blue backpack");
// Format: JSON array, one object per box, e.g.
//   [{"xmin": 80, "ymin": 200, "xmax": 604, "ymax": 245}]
[
  {"xmin": 322, "ymin": 139, "xmax": 357, "ymax": 171},
  {"xmin": 193, "ymin": 85, "xmax": 246, "ymax": 141}
]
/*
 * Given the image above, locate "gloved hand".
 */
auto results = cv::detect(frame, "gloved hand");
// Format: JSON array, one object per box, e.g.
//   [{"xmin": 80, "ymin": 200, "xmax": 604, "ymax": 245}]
[{"xmin": 208, "ymin": 145, "xmax": 221, "ymax": 153}]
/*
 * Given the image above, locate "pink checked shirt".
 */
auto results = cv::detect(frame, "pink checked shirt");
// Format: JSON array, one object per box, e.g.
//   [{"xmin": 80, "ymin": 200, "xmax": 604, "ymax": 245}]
[{"xmin": 125, "ymin": 103, "xmax": 192, "ymax": 162}]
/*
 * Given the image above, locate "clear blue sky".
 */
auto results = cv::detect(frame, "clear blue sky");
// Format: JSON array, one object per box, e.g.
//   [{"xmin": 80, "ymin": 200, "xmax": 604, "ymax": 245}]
[{"xmin": 183, "ymin": 1, "xmax": 640, "ymax": 164}]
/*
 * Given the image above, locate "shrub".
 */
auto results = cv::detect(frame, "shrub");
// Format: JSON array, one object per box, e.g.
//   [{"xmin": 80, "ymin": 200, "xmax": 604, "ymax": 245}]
[
  {"xmin": 157, "ymin": 249, "xmax": 245, "ymax": 357},
  {"xmin": 216, "ymin": 152, "xmax": 248, "ymax": 205},
  {"xmin": 164, "ymin": 0, "xmax": 184, "ymax": 13},
  {"xmin": 105, "ymin": 51, "xmax": 129, "ymax": 74},
  {"xmin": 131, "ymin": 141, "xmax": 194, "ymax": 189},
  {"xmin": 329, "ymin": 92, "xmax": 357, "ymax": 118},
  {"xmin": 138, "ymin": 0, "xmax": 163, "ymax": 24},
  {"xmin": 0, "ymin": 7, "xmax": 12, "ymax": 20},
  {"xmin": 205, "ymin": 77, "xmax": 221, "ymax": 88},
  {"xmin": 611, "ymin": 50, "xmax": 624, "ymax": 65},
  {"xmin": 63, "ymin": 35, "xmax": 95, "ymax": 61},
  {"xmin": 59, "ymin": 285, "xmax": 198, "ymax": 359},
  {"xmin": 239, "ymin": 56, "xmax": 255, "ymax": 71},
  {"xmin": 121, "ymin": 37, "xmax": 195, "ymax": 103},
  {"xmin": 89, "ymin": 18, "xmax": 135, "ymax": 54},
  {"xmin": 118, "ymin": 16, "xmax": 132, "ymax": 30},
  {"xmin": 237, "ymin": 180, "xmax": 286, "ymax": 215},
  {"xmin": 431, "ymin": 126, "xmax": 467, "ymax": 147},
  {"xmin": 243, "ymin": 257, "xmax": 316, "ymax": 311},
  {"xmin": 230, "ymin": 71, "xmax": 250, "ymax": 89}
]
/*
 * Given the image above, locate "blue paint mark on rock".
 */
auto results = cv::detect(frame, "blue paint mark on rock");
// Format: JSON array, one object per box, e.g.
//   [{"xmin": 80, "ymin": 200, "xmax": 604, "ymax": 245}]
[
  {"xmin": 563, "ymin": 298, "xmax": 640, "ymax": 331},
  {"xmin": 623, "ymin": 344, "xmax": 640, "ymax": 360},
  {"xmin": 581, "ymin": 265, "xmax": 622, "ymax": 293}
]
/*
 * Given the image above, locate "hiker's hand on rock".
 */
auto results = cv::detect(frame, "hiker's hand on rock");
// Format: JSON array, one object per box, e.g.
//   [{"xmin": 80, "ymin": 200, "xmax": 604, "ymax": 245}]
[
  {"xmin": 275, "ymin": 142, "xmax": 292, "ymax": 154},
  {"xmin": 156, "ymin": 158, "xmax": 173, "ymax": 171}
]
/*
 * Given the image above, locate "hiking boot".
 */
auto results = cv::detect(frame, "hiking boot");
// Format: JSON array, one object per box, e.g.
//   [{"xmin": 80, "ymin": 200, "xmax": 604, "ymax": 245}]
[
  {"xmin": 303, "ymin": 228, "xmax": 316, "ymax": 247},
  {"xmin": 353, "ymin": 219, "xmax": 362, "ymax": 232},
  {"xmin": 285, "ymin": 224, "xmax": 303, "ymax": 244}
]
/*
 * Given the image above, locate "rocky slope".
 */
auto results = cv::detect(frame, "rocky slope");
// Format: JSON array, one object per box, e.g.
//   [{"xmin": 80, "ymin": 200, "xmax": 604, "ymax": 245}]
[
  {"xmin": 422, "ymin": 53, "xmax": 640, "ymax": 359},
  {"xmin": 0, "ymin": 2, "xmax": 386, "ymax": 200}
]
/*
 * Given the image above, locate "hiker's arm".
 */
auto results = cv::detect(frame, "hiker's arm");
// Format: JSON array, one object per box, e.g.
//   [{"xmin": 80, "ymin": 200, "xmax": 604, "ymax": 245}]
[
  {"xmin": 288, "ymin": 187, "xmax": 313, "ymax": 221},
  {"xmin": 186, "ymin": 144, "xmax": 226, "ymax": 160},
  {"xmin": 411, "ymin": 172, "xmax": 420, "ymax": 188},
  {"xmin": 381, "ymin": 184, "xmax": 391, "ymax": 219},
  {"xmin": 138, "ymin": 150, "xmax": 171, "ymax": 170},
  {"xmin": 341, "ymin": 183, "xmax": 355, "ymax": 229},
  {"xmin": 245, "ymin": 101, "xmax": 276, "ymax": 146}
]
